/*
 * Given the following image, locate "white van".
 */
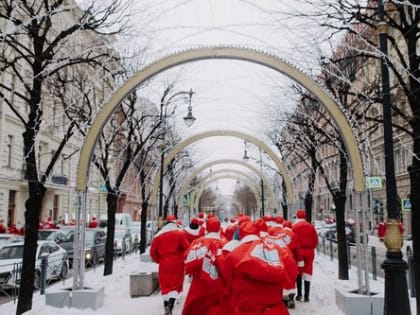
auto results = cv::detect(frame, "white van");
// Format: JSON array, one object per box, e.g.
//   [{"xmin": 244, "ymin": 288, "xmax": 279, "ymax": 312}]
[{"xmin": 99, "ymin": 213, "xmax": 132, "ymax": 231}]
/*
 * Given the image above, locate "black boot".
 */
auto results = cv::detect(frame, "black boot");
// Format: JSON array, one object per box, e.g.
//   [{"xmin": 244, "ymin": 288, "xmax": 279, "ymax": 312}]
[
  {"xmin": 296, "ymin": 275, "xmax": 302, "ymax": 301},
  {"xmin": 164, "ymin": 300, "xmax": 171, "ymax": 315},
  {"xmin": 304, "ymin": 280, "xmax": 311, "ymax": 302},
  {"xmin": 168, "ymin": 298, "xmax": 176, "ymax": 312},
  {"xmin": 288, "ymin": 293, "xmax": 296, "ymax": 308}
]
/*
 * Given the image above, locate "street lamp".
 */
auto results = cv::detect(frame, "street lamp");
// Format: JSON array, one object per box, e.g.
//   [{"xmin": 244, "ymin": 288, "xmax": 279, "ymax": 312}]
[
  {"xmin": 377, "ymin": 1, "xmax": 410, "ymax": 314},
  {"xmin": 259, "ymin": 147, "xmax": 265, "ymax": 217},
  {"xmin": 158, "ymin": 89, "xmax": 196, "ymax": 224},
  {"xmin": 242, "ymin": 140, "xmax": 250, "ymax": 161}
]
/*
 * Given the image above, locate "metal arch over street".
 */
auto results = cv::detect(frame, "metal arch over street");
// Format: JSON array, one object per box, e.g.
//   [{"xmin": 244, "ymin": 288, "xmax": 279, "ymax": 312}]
[
  {"xmin": 190, "ymin": 174, "xmax": 262, "ymax": 213},
  {"xmin": 76, "ymin": 46, "xmax": 365, "ymax": 199},
  {"xmin": 150, "ymin": 129, "xmax": 293, "ymax": 208},
  {"xmin": 177, "ymin": 160, "xmax": 276, "ymax": 208},
  {"xmin": 188, "ymin": 168, "xmax": 275, "ymax": 209}
]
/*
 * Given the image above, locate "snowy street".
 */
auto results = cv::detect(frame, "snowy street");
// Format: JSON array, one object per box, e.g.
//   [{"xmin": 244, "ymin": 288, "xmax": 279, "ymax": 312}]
[{"xmin": 1, "ymin": 247, "xmax": 416, "ymax": 315}]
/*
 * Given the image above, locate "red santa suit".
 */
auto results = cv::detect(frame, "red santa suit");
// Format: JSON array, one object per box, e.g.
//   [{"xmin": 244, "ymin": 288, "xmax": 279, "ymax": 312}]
[
  {"xmin": 150, "ymin": 217, "xmax": 189, "ymax": 303},
  {"xmin": 292, "ymin": 210, "xmax": 318, "ymax": 301},
  {"xmin": 184, "ymin": 218, "xmax": 204, "ymax": 244},
  {"xmin": 0, "ymin": 220, "xmax": 6, "ymax": 233},
  {"xmin": 221, "ymin": 221, "xmax": 297, "ymax": 315},
  {"xmin": 88, "ymin": 217, "xmax": 98, "ymax": 228},
  {"xmin": 182, "ymin": 218, "xmax": 226, "ymax": 315}
]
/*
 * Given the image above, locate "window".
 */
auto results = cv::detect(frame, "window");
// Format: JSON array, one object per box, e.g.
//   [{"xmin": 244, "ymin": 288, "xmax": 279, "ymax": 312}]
[
  {"xmin": 395, "ymin": 149, "xmax": 401, "ymax": 174},
  {"xmin": 6, "ymin": 135, "xmax": 13, "ymax": 167}
]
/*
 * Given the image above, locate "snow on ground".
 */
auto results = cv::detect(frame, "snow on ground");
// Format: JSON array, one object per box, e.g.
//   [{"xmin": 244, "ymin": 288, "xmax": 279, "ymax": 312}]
[{"xmin": 0, "ymin": 249, "xmax": 417, "ymax": 315}]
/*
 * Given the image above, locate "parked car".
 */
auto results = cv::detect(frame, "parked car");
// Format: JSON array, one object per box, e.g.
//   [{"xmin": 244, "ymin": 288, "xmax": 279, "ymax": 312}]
[
  {"xmin": 113, "ymin": 229, "xmax": 131, "ymax": 255},
  {"xmin": 83, "ymin": 229, "xmax": 106, "ymax": 266},
  {"xmin": 0, "ymin": 234, "xmax": 24, "ymax": 248},
  {"xmin": 63, "ymin": 228, "xmax": 106, "ymax": 267},
  {"xmin": 318, "ymin": 222, "xmax": 368, "ymax": 245},
  {"xmin": 0, "ymin": 240, "xmax": 68, "ymax": 290}
]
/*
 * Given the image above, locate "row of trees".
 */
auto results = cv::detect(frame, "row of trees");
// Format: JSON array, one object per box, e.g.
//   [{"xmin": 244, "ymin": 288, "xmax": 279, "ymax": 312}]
[
  {"xmin": 0, "ymin": 1, "xmax": 193, "ymax": 314},
  {"xmin": 264, "ymin": 0, "xmax": 419, "ymax": 309}
]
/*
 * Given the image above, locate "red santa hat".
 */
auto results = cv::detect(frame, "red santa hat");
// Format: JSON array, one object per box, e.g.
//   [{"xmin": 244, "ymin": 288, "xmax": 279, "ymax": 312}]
[
  {"xmin": 255, "ymin": 218, "xmax": 268, "ymax": 234},
  {"xmin": 207, "ymin": 213, "xmax": 216, "ymax": 219},
  {"xmin": 283, "ymin": 220, "xmax": 292, "ymax": 229},
  {"xmin": 238, "ymin": 215, "xmax": 251, "ymax": 226},
  {"xmin": 91, "ymin": 216, "xmax": 97, "ymax": 221},
  {"xmin": 198, "ymin": 212, "xmax": 205, "ymax": 219},
  {"xmin": 206, "ymin": 217, "xmax": 221, "ymax": 233},
  {"xmin": 239, "ymin": 221, "xmax": 259, "ymax": 239},
  {"xmin": 296, "ymin": 210, "xmax": 307, "ymax": 219},
  {"xmin": 276, "ymin": 216, "xmax": 284, "ymax": 225},
  {"xmin": 166, "ymin": 214, "xmax": 177, "ymax": 222},
  {"xmin": 190, "ymin": 217, "xmax": 199, "ymax": 225}
]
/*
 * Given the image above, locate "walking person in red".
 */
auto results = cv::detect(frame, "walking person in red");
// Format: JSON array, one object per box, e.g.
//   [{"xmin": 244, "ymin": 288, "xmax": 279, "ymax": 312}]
[
  {"xmin": 221, "ymin": 220, "xmax": 298, "ymax": 315},
  {"xmin": 292, "ymin": 210, "xmax": 318, "ymax": 302},
  {"xmin": 150, "ymin": 215, "xmax": 190, "ymax": 315},
  {"xmin": 182, "ymin": 217, "xmax": 226, "ymax": 315}
]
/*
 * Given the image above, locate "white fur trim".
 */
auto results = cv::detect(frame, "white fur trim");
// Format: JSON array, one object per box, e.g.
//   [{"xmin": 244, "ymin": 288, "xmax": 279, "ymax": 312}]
[
  {"xmin": 206, "ymin": 232, "xmax": 221, "ymax": 239},
  {"xmin": 223, "ymin": 239, "xmax": 240, "ymax": 252},
  {"xmin": 154, "ymin": 222, "xmax": 179, "ymax": 238},
  {"xmin": 162, "ymin": 290, "xmax": 179, "ymax": 300},
  {"xmin": 302, "ymin": 273, "xmax": 312, "ymax": 281},
  {"xmin": 298, "ymin": 261, "xmax": 305, "ymax": 267},
  {"xmin": 283, "ymin": 289, "xmax": 296, "ymax": 295},
  {"xmin": 295, "ymin": 218, "xmax": 306, "ymax": 223},
  {"xmin": 184, "ymin": 226, "xmax": 200, "ymax": 236},
  {"xmin": 240, "ymin": 234, "xmax": 260, "ymax": 243}
]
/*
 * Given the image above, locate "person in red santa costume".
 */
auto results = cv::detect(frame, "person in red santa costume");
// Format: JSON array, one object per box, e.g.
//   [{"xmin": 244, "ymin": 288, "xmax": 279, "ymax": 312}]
[
  {"xmin": 292, "ymin": 210, "xmax": 318, "ymax": 302},
  {"xmin": 182, "ymin": 217, "xmax": 227, "ymax": 315},
  {"xmin": 220, "ymin": 220, "xmax": 298, "ymax": 315},
  {"xmin": 269, "ymin": 218, "xmax": 304, "ymax": 308},
  {"xmin": 183, "ymin": 217, "xmax": 204, "ymax": 244},
  {"xmin": 0, "ymin": 219, "xmax": 6, "ymax": 233},
  {"xmin": 150, "ymin": 215, "xmax": 190, "ymax": 315},
  {"xmin": 88, "ymin": 216, "xmax": 98, "ymax": 228}
]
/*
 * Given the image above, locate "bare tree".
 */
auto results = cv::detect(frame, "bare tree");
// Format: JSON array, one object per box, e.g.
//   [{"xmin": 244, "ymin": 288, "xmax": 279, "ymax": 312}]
[{"xmin": 0, "ymin": 1, "xmax": 131, "ymax": 313}]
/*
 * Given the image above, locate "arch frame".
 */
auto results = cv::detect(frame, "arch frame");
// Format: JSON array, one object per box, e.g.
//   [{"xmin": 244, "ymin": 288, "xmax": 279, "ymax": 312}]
[{"xmin": 76, "ymin": 46, "xmax": 365, "ymax": 204}]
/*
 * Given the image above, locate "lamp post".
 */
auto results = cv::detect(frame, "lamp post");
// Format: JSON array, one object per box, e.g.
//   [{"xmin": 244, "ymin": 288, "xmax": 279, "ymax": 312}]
[
  {"xmin": 377, "ymin": 1, "xmax": 410, "ymax": 314},
  {"xmin": 158, "ymin": 89, "xmax": 196, "ymax": 225},
  {"xmin": 259, "ymin": 147, "xmax": 265, "ymax": 217}
]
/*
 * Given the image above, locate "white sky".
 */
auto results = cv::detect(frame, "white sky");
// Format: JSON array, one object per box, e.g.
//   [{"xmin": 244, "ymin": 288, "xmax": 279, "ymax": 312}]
[
  {"xmin": 113, "ymin": 0, "xmax": 334, "ymax": 195},
  {"xmin": 2, "ymin": 238, "xmax": 417, "ymax": 314}
]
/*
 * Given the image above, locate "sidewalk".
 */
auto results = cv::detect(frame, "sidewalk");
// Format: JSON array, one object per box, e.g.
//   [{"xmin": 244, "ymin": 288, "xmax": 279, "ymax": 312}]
[{"xmin": 0, "ymin": 250, "xmax": 416, "ymax": 315}]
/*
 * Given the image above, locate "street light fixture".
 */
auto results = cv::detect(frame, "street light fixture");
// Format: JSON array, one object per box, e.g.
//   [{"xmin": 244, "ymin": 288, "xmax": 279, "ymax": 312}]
[
  {"xmin": 243, "ymin": 140, "xmax": 250, "ymax": 161},
  {"xmin": 158, "ymin": 88, "xmax": 196, "ymax": 224},
  {"xmin": 183, "ymin": 89, "xmax": 196, "ymax": 127}
]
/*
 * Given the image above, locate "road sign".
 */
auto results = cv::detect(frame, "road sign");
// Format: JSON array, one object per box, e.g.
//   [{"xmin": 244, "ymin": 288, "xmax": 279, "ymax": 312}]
[
  {"xmin": 99, "ymin": 183, "xmax": 107, "ymax": 192},
  {"xmin": 401, "ymin": 198, "xmax": 411, "ymax": 211},
  {"xmin": 366, "ymin": 176, "xmax": 382, "ymax": 189}
]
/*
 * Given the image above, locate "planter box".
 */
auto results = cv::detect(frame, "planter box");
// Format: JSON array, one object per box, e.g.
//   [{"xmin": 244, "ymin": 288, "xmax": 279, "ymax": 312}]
[
  {"xmin": 335, "ymin": 288, "xmax": 384, "ymax": 315},
  {"xmin": 45, "ymin": 286, "xmax": 104, "ymax": 310},
  {"xmin": 130, "ymin": 272, "xmax": 159, "ymax": 297}
]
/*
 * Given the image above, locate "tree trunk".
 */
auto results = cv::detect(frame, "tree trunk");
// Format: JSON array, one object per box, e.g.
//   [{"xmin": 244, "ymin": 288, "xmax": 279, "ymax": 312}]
[
  {"xmin": 104, "ymin": 191, "xmax": 117, "ymax": 276},
  {"xmin": 16, "ymin": 127, "xmax": 45, "ymax": 315},
  {"xmin": 304, "ymin": 192, "xmax": 313, "ymax": 222},
  {"xmin": 334, "ymin": 191, "xmax": 349, "ymax": 280},
  {"xmin": 140, "ymin": 201, "xmax": 148, "ymax": 254},
  {"xmin": 16, "ymin": 182, "xmax": 46, "ymax": 315}
]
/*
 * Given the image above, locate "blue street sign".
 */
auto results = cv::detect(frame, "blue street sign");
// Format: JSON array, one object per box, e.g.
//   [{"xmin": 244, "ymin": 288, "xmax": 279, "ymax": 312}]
[
  {"xmin": 99, "ymin": 183, "xmax": 107, "ymax": 192},
  {"xmin": 367, "ymin": 176, "xmax": 382, "ymax": 189},
  {"xmin": 401, "ymin": 198, "xmax": 411, "ymax": 211}
]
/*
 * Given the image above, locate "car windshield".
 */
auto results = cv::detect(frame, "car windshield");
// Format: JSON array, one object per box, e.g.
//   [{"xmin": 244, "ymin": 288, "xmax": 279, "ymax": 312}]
[
  {"xmin": 0, "ymin": 245, "xmax": 24, "ymax": 259},
  {"xmin": 115, "ymin": 230, "xmax": 126, "ymax": 239},
  {"xmin": 84, "ymin": 230, "xmax": 96, "ymax": 243},
  {"xmin": 38, "ymin": 230, "xmax": 56, "ymax": 240}
]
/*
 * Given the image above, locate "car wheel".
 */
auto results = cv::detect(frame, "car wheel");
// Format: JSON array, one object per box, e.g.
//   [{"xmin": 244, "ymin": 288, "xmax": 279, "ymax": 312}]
[
  {"xmin": 33, "ymin": 271, "xmax": 41, "ymax": 290},
  {"xmin": 60, "ymin": 262, "xmax": 68, "ymax": 279}
]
